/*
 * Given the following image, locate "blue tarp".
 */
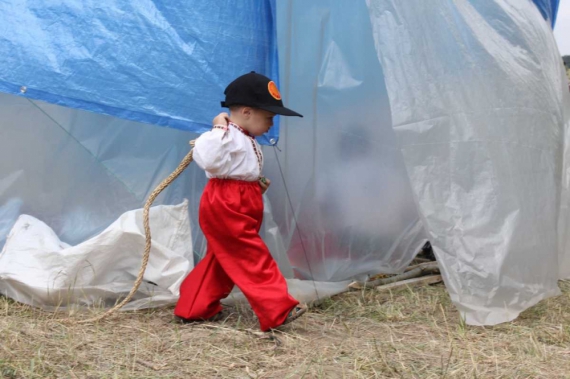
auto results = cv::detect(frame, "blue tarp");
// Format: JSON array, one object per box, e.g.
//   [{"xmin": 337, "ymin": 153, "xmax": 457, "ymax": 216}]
[
  {"xmin": 0, "ymin": 0, "xmax": 280, "ymax": 144},
  {"xmin": 532, "ymin": 0, "xmax": 560, "ymax": 26},
  {"xmin": 0, "ymin": 0, "xmax": 560, "ymax": 147}
]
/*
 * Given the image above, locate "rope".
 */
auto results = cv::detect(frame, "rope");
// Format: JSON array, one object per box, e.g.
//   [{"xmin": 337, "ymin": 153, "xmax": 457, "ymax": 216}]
[{"xmin": 72, "ymin": 143, "xmax": 195, "ymax": 324}]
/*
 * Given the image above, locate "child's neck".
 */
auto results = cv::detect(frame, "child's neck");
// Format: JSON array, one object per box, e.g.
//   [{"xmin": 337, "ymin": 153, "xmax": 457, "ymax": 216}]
[{"xmin": 228, "ymin": 114, "xmax": 252, "ymax": 135}]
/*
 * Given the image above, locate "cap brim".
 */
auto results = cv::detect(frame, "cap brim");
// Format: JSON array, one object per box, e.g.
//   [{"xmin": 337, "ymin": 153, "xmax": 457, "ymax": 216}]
[{"xmin": 259, "ymin": 105, "xmax": 303, "ymax": 117}]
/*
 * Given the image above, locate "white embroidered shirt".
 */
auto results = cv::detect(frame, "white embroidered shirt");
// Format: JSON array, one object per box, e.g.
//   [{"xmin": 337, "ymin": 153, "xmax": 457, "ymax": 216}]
[{"xmin": 193, "ymin": 123, "xmax": 263, "ymax": 182}]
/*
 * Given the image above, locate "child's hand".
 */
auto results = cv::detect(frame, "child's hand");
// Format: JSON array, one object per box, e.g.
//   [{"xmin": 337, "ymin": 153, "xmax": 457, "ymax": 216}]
[
  {"xmin": 259, "ymin": 177, "xmax": 271, "ymax": 194},
  {"xmin": 212, "ymin": 112, "xmax": 230, "ymax": 127}
]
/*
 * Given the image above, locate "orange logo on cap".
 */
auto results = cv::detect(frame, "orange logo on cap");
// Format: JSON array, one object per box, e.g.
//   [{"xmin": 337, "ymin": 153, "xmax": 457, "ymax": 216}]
[{"xmin": 268, "ymin": 81, "xmax": 281, "ymax": 100}]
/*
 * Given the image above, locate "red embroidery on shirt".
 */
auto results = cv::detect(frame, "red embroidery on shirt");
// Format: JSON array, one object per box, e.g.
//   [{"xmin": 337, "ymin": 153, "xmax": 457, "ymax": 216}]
[
  {"xmin": 230, "ymin": 123, "xmax": 263, "ymax": 176},
  {"xmin": 230, "ymin": 122, "xmax": 253, "ymax": 137}
]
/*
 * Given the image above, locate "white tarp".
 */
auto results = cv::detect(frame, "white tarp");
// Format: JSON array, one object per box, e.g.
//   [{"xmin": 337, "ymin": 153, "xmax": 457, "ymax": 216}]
[
  {"xmin": 366, "ymin": 0, "xmax": 570, "ymax": 325},
  {"xmin": 0, "ymin": 201, "xmax": 194, "ymax": 310}
]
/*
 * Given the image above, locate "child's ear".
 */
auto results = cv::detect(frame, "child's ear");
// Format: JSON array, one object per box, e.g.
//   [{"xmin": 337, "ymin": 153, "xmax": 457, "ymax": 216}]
[{"xmin": 243, "ymin": 107, "xmax": 252, "ymax": 118}]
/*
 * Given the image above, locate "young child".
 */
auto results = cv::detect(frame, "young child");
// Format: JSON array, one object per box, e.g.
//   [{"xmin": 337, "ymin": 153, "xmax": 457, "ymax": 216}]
[{"xmin": 174, "ymin": 72, "xmax": 307, "ymax": 331}]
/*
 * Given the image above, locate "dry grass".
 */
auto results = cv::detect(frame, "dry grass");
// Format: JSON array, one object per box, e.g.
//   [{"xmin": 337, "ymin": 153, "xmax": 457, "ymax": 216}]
[{"xmin": 2, "ymin": 281, "xmax": 570, "ymax": 379}]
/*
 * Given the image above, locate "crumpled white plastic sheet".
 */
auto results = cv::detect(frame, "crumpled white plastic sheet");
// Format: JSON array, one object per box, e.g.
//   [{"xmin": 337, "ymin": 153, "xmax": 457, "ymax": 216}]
[
  {"xmin": 366, "ymin": 0, "xmax": 569, "ymax": 325},
  {"xmin": 0, "ymin": 201, "xmax": 194, "ymax": 310}
]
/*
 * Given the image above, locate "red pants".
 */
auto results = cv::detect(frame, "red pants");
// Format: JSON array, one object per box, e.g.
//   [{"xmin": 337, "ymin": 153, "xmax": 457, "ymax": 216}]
[{"xmin": 174, "ymin": 179, "xmax": 299, "ymax": 331}]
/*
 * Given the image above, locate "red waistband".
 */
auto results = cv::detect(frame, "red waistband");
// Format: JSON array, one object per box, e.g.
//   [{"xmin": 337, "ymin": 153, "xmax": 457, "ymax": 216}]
[{"xmin": 208, "ymin": 178, "xmax": 259, "ymax": 186}]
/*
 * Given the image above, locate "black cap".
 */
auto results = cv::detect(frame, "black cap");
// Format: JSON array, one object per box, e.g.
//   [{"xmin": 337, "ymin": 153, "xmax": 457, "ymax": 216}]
[{"xmin": 221, "ymin": 72, "xmax": 303, "ymax": 117}]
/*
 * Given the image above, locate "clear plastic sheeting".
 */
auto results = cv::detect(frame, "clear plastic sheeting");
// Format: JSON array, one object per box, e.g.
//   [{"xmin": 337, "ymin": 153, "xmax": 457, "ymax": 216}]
[
  {"xmin": 0, "ymin": 92, "xmax": 201, "ymax": 251},
  {"xmin": 366, "ymin": 0, "xmax": 568, "ymax": 325},
  {"xmin": 269, "ymin": 0, "xmax": 427, "ymax": 282},
  {"xmin": 557, "ymin": 80, "xmax": 570, "ymax": 279},
  {"xmin": 2, "ymin": 0, "xmax": 566, "ymax": 324}
]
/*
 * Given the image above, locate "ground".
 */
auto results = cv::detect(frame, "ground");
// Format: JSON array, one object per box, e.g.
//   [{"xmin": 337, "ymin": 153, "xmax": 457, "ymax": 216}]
[{"xmin": 2, "ymin": 281, "xmax": 570, "ymax": 378}]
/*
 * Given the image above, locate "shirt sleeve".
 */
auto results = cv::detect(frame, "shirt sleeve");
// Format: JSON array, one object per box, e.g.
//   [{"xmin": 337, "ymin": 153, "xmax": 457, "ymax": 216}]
[{"xmin": 192, "ymin": 128, "xmax": 243, "ymax": 176}]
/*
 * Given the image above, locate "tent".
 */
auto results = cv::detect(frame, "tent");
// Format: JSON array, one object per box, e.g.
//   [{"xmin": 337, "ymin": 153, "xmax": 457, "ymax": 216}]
[{"xmin": 0, "ymin": 0, "xmax": 569, "ymax": 326}]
